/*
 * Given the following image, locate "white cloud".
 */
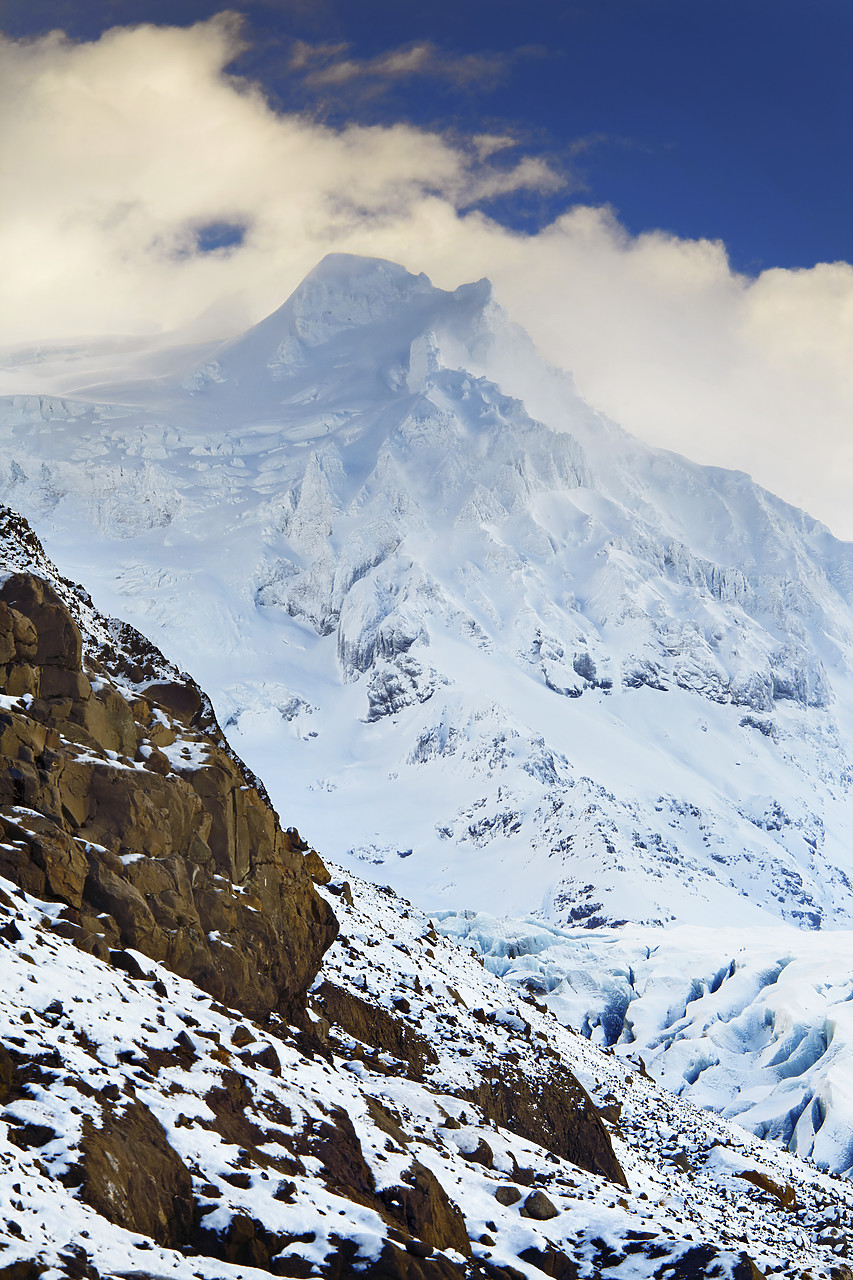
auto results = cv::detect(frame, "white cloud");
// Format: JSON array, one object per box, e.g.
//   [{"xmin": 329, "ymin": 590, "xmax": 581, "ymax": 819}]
[
  {"xmin": 288, "ymin": 37, "xmax": 509, "ymax": 90},
  {"xmin": 2, "ymin": 17, "xmax": 853, "ymax": 537},
  {"xmin": 0, "ymin": 17, "xmax": 557, "ymax": 338}
]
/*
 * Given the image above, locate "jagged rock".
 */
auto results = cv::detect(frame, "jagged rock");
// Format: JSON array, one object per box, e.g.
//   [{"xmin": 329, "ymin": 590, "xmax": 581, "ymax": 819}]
[
  {"xmin": 736, "ymin": 1168, "xmax": 796, "ymax": 1210},
  {"xmin": 380, "ymin": 1162, "xmax": 471, "ymax": 1259},
  {"xmin": 732, "ymin": 1256, "xmax": 766, "ymax": 1280},
  {"xmin": 365, "ymin": 1096, "xmax": 411, "ymax": 1146},
  {"xmin": 0, "ymin": 1264, "xmax": 46, "ymax": 1280},
  {"xmin": 315, "ymin": 981, "xmax": 438, "ymax": 1077},
  {"xmin": 241, "ymin": 1042, "xmax": 282, "ymax": 1076},
  {"xmin": 108, "ymin": 949, "xmax": 151, "ymax": 980},
  {"xmin": 79, "ymin": 1100, "xmax": 196, "ymax": 1247},
  {"xmin": 194, "ymin": 1211, "xmax": 287, "ymax": 1270},
  {"xmin": 0, "ymin": 813, "xmax": 87, "ymax": 907},
  {"xmin": 461, "ymin": 1136, "xmax": 494, "ymax": 1167},
  {"xmin": 231, "ymin": 1024, "xmax": 256, "ymax": 1048},
  {"xmin": 357, "ymin": 1242, "xmax": 470, "ymax": 1280},
  {"xmin": 465, "ymin": 1062, "xmax": 627, "ymax": 1187},
  {"xmin": 0, "ymin": 575, "xmax": 82, "ymax": 668},
  {"xmin": 7, "ymin": 1122, "xmax": 58, "ymax": 1150},
  {"xmin": 306, "ymin": 1105, "xmax": 378, "ymax": 1207},
  {"xmin": 0, "ymin": 1043, "xmax": 13, "ymax": 1103},
  {"xmin": 70, "ymin": 683, "xmax": 138, "ymax": 757},
  {"xmin": 517, "ymin": 1244, "xmax": 578, "ymax": 1277},
  {"xmin": 141, "ymin": 680, "xmax": 202, "ymax": 725},
  {"xmin": 304, "ymin": 848, "xmax": 332, "ymax": 885},
  {"xmin": 315, "ymin": 976, "xmax": 622, "ymax": 1191},
  {"xmin": 648, "ymin": 1246, "xmax": 765, "ymax": 1279},
  {"xmin": 0, "ymin": 507, "xmax": 799, "ymax": 1280}
]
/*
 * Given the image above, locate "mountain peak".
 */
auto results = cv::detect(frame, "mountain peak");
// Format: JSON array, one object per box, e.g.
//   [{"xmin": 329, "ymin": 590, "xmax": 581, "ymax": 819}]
[
  {"xmin": 185, "ymin": 254, "xmax": 494, "ymax": 402},
  {"xmin": 299, "ymin": 251, "xmax": 433, "ymax": 294},
  {"xmin": 294, "ymin": 252, "xmax": 493, "ymax": 317}
]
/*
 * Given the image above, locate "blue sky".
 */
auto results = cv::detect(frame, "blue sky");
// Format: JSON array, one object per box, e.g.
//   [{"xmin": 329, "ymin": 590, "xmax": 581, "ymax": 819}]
[{"xmin": 4, "ymin": 0, "xmax": 851, "ymax": 274}]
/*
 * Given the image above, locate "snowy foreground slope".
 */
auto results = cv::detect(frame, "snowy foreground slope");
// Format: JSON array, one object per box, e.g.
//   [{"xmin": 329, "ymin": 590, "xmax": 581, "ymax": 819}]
[
  {"xmin": 2, "ymin": 254, "xmax": 853, "ymax": 929},
  {"xmin": 4, "ymin": 864, "xmax": 853, "ymax": 1279}
]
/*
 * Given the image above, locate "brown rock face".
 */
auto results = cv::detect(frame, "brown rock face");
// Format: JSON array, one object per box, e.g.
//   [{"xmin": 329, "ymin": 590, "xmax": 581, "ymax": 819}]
[
  {"xmin": 0, "ymin": 1044, "xmax": 13, "ymax": 1103},
  {"xmin": 314, "ymin": 982, "xmax": 438, "ymax": 1078},
  {"xmin": 314, "ymin": 978, "xmax": 626, "ymax": 1191},
  {"xmin": 0, "ymin": 575, "xmax": 82, "ymax": 668},
  {"xmin": 79, "ymin": 1100, "xmax": 196, "ymax": 1247},
  {"xmin": 736, "ymin": 1168, "xmax": 797, "ymax": 1210},
  {"xmin": 465, "ymin": 1063, "xmax": 628, "ymax": 1188},
  {"xmin": 0, "ymin": 572, "xmax": 338, "ymax": 1022},
  {"xmin": 380, "ymin": 1162, "xmax": 472, "ymax": 1259}
]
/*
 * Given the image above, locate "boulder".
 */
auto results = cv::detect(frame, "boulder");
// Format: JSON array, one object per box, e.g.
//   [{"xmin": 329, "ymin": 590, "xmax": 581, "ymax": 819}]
[{"xmin": 521, "ymin": 1189, "xmax": 560, "ymax": 1221}]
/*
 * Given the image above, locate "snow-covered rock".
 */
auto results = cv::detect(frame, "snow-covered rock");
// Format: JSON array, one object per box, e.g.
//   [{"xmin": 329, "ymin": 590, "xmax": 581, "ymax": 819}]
[{"xmin": 3, "ymin": 859, "xmax": 852, "ymax": 1278}]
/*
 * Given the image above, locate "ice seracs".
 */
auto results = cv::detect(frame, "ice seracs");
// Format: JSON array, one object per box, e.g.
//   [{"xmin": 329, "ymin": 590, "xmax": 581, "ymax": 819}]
[{"xmin": 436, "ymin": 911, "xmax": 853, "ymax": 1178}]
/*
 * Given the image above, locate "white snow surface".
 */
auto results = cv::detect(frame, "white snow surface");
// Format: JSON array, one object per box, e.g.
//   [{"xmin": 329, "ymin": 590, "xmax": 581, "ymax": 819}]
[{"xmin": 2, "ymin": 252, "xmax": 853, "ymax": 931}]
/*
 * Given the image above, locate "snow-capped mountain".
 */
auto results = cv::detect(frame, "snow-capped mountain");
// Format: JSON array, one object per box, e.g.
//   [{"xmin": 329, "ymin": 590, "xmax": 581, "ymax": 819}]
[{"xmin": 2, "ymin": 253, "xmax": 853, "ymax": 930}]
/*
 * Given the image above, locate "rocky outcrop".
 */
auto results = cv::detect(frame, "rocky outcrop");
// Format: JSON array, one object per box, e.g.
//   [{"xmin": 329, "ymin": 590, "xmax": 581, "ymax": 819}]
[
  {"xmin": 314, "ymin": 977, "xmax": 626, "ymax": 1189},
  {"xmin": 0, "ymin": 570, "xmax": 337, "ymax": 1021},
  {"xmin": 79, "ymin": 1100, "xmax": 197, "ymax": 1246},
  {"xmin": 465, "ymin": 1064, "xmax": 628, "ymax": 1188},
  {"xmin": 380, "ymin": 1162, "xmax": 472, "ymax": 1259},
  {"xmin": 314, "ymin": 981, "xmax": 438, "ymax": 1078}
]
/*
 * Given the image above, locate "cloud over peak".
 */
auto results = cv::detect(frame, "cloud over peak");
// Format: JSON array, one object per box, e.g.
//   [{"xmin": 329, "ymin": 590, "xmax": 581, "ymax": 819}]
[{"xmin": 2, "ymin": 15, "xmax": 853, "ymax": 537}]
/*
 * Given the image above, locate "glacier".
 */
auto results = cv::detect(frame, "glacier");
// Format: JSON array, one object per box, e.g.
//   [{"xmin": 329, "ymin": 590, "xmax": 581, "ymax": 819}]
[{"xmin": 435, "ymin": 911, "xmax": 853, "ymax": 1178}]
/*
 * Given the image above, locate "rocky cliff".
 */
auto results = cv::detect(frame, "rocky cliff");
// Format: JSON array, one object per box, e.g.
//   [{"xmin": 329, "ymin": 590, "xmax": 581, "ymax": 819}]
[{"xmin": 0, "ymin": 505, "xmax": 337, "ymax": 1022}]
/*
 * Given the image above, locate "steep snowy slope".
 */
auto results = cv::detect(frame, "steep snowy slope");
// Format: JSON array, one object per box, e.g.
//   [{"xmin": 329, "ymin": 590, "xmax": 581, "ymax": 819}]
[
  {"xmin": 10, "ymin": 858, "xmax": 850, "ymax": 1280},
  {"xmin": 2, "ymin": 254, "xmax": 853, "ymax": 929}
]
